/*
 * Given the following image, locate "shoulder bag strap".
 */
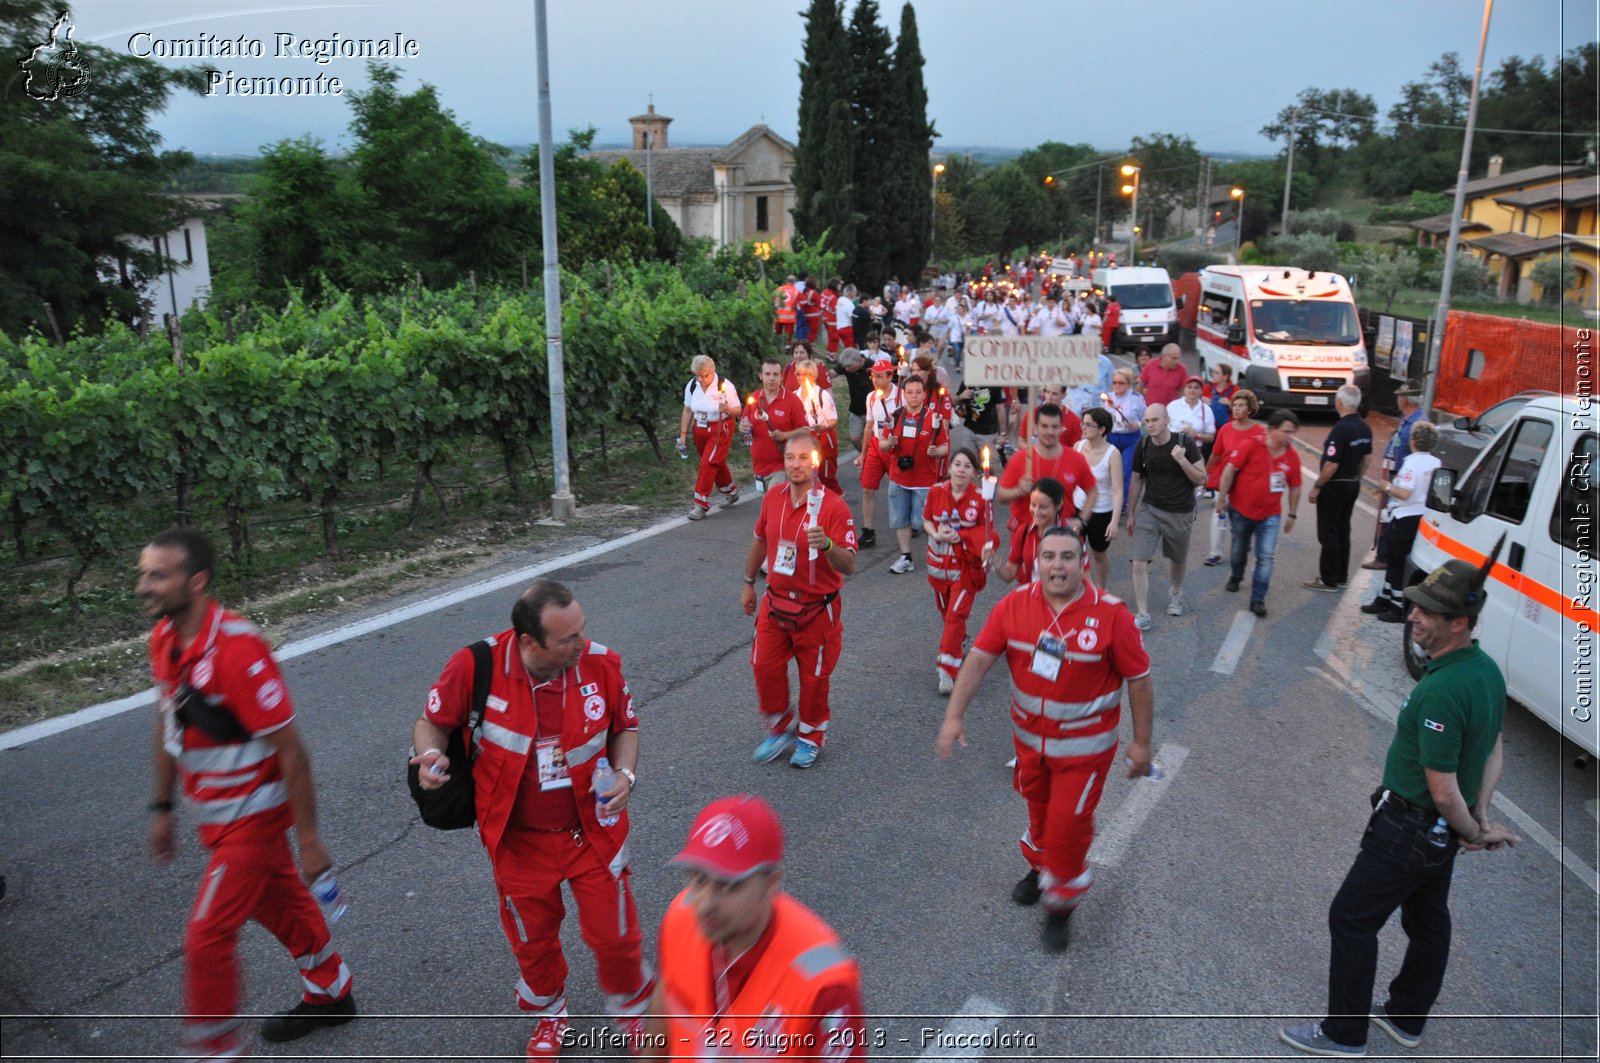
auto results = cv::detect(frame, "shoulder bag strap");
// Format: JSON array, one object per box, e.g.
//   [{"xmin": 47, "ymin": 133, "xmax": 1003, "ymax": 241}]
[{"xmin": 467, "ymin": 639, "xmax": 494, "ymax": 738}]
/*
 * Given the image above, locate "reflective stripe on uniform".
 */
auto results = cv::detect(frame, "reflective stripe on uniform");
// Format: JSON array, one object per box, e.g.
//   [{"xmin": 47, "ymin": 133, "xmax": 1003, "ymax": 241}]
[
  {"xmin": 192, "ymin": 781, "xmax": 288, "ymax": 825},
  {"xmin": 220, "ymin": 619, "xmax": 259, "ymax": 637},
  {"xmin": 505, "ymin": 895, "xmax": 529, "ymax": 943},
  {"xmin": 609, "ymin": 840, "xmax": 630, "ymax": 879},
  {"xmin": 296, "ymin": 942, "xmax": 337, "ymax": 970},
  {"xmin": 1010, "ymin": 685, "xmax": 1121, "ymax": 722},
  {"xmin": 566, "ymin": 729, "xmax": 607, "ymax": 767},
  {"xmin": 193, "ymin": 864, "xmax": 227, "ymax": 921},
  {"xmin": 1012, "ymin": 727, "xmax": 1118, "ymax": 758},
  {"xmin": 517, "ymin": 980, "xmax": 565, "ymax": 1012},
  {"xmin": 195, "ymin": 769, "xmax": 261, "ymax": 790},
  {"xmin": 792, "ymin": 943, "xmax": 852, "ymax": 979},
  {"xmin": 304, "ymin": 960, "xmax": 351, "ymax": 1000},
  {"xmin": 481, "ymin": 720, "xmax": 533, "ymax": 756},
  {"xmin": 180, "ymin": 739, "xmax": 273, "ymax": 774}
]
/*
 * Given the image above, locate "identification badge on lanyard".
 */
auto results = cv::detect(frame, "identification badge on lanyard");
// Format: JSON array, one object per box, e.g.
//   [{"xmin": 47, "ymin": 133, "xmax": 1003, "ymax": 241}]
[
  {"xmin": 902, "ymin": 422, "xmax": 919, "ymax": 439},
  {"xmin": 1269, "ymin": 471, "xmax": 1287, "ymax": 493},
  {"xmin": 535, "ymin": 737, "xmax": 572, "ymax": 790},
  {"xmin": 1031, "ymin": 634, "xmax": 1066, "ymax": 681},
  {"xmin": 772, "ymin": 539, "xmax": 799, "ymax": 577}
]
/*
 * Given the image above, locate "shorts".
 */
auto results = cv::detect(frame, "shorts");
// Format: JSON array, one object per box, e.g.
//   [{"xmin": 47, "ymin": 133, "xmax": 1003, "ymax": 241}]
[
  {"xmin": 860, "ymin": 446, "xmax": 889, "ymax": 491},
  {"xmin": 1130, "ymin": 503, "xmax": 1195, "ymax": 564},
  {"xmin": 848, "ymin": 412, "xmax": 867, "ymax": 443},
  {"xmin": 1083, "ymin": 509, "xmax": 1113, "ymax": 553},
  {"xmin": 887, "ymin": 482, "xmax": 930, "ymax": 530}
]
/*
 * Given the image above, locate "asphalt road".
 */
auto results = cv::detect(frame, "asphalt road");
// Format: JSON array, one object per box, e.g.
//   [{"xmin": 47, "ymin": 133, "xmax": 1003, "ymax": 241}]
[{"xmin": 1, "ymin": 420, "xmax": 1596, "ymax": 1062}]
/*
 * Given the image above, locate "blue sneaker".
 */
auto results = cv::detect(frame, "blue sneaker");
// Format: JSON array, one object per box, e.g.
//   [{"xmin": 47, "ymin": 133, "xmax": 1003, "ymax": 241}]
[
  {"xmin": 752, "ymin": 732, "xmax": 794, "ymax": 764},
  {"xmin": 1369, "ymin": 1004, "xmax": 1422, "ymax": 1048},
  {"xmin": 1279, "ymin": 1022, "xmax": 1365, "ymax": 1057},
  {"xmin": 789, "ymin": 739, "xmax": 820, "ymax": 769}
]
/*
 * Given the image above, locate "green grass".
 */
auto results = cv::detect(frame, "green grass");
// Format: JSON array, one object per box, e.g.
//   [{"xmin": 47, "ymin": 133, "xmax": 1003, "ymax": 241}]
[{"xmin": 1383, "ymin": 291, "xmax": 1591, "ymax": 326}]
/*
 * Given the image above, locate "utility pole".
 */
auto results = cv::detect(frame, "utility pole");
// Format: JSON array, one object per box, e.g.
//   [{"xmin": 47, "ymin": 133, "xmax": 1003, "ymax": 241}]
[
  {"xmin": 1422, "ymin": 0, "xmax": 1494, "ymax": 416},
  {"xmin": 1281, "ymin": 109, "xmax": 1297, "ymax": 234},
  {"xmin": 1092, "ymin": 159, "xmax": 1104, "ymax": 250},
  {"xmin": 534, "ymin": 0, "xmax": 576, "ymax": 520}
]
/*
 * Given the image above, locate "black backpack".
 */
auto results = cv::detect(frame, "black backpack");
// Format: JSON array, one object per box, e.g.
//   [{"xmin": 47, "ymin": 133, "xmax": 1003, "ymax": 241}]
[{"xmin": 406, "ymin": 639, "xmax": 493, "ymax": 830}]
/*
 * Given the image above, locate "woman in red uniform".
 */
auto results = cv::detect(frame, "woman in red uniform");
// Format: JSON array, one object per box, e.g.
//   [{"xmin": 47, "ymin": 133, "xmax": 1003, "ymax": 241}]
[
  {"xmin": 995, "ymin": 477, "xmax": 1068, "ymax": 587},
  {"xmin": 922, "ymin": 448, "xmax": 998, "ymax": 694},
  {"xmin": 1201, "ymin": 388, "xmax": 1262, "ymax": 565}
]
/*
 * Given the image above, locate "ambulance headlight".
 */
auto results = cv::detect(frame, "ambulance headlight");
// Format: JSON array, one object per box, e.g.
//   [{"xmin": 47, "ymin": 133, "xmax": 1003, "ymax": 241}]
[
  {"xmin": 1351, "ymin": 347, "xmax": 1368, "ymax": 367},
  {"xmin": 1249, "ymin": 343, "xmax": 1276, "ymax": 366}
]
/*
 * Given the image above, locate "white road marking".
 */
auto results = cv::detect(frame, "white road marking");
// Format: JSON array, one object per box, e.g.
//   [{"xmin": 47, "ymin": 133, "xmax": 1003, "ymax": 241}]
[
  {"xmin": 1, "ymin": 501, "xmax": 754, "ymax": 751},
  {"xmin": 1089, "ymin": 743, "xmax": 1190, "ymax": 869},
  {"xmin": 915, "ymin": 994, "xmax": 1008, "ymax": 1061},
  {"xmin": 1209, "ymin": 612, "xmax": 1256, "ymax": 675}
]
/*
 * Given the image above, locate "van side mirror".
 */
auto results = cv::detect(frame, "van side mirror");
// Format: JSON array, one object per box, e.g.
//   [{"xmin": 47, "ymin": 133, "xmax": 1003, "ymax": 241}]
[
  {"xmin": 1453, "ymin": 415, "xmax": 1471, "ymax": 431},
  {"xmin": 1226, "ymin": 326, "xmax": 1245, "ymax": 345},
  {"xmin": 1426, "ymin": 468, "xmax": 1455, "ymax": 513}
]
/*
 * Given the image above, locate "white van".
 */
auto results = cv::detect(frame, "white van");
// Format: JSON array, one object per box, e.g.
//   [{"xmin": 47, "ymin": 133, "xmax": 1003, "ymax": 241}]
[
  {"xmin": 1193, "ymin": 266, "xmax": 1371, "ymax": 410},
  {"xmin": 1090, "ymin": 266, "xmax": 1178, "ymax": 351},
  {"xmin": 1407, "ymin": 393, "xmax": 1598, "ymax": 758}
]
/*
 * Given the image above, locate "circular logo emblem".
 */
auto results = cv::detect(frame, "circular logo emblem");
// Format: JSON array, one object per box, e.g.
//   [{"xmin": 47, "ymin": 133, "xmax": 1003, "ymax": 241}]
[
  {"xmin": 192, "ymin": 657, "xmax": 213, "ymax": 688},
  {"xmin": 426, "ymin": 688, "xmax": 442, "ymax": 716},
  {"xmin": 697, "ymin": 813, "xmax": 749, "ymax": 850},
  {"xmin": 1077, "ymin": 628, "xmax": 1098, "ymax": 651},
  {"xmin": 583, "ymin": 694, "xmax": 606, "ymax": 721},
  {"xmin": 257, "ymin": 678, "xmax": 285, "ymax": 712}
]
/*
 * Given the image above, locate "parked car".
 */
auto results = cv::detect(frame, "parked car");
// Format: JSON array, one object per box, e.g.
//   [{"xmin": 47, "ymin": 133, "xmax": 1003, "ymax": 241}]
[{"xmin": 1431, "ymin": 390, "xmax": 1554, "ymax": 473}]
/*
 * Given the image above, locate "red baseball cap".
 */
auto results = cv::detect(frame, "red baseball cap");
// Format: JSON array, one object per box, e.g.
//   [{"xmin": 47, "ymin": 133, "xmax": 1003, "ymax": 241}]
[
  {"xmin": 672, "ymin": 794, "xmax": 784, "ymax": 882},
  {"xmin": 1184, "ymin": 375, "xmax": 1204, "ymax": 386},
  {"xmin": 870, "ymin": 356, "xmax": 895, "ymax": 374}
]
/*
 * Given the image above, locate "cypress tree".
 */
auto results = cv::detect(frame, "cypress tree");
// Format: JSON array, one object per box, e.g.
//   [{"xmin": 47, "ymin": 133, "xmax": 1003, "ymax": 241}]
[
  {"xmin": 883, "ymin": 3, "xmax": 935, "ymax": 286},
  {"xmin": 846, "ymin": 0, "xmax": 893, "ymax": 294},
  {"xmin": 792, "ymin": 0, "xmax": 853, "ymax": 262}
]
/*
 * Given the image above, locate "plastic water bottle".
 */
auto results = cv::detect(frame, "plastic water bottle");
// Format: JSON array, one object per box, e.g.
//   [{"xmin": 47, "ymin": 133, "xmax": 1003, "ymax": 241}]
[
  {"xmin": 593, "ymin": 757, "xmax": 620, "ymax": 827},
  {"xmin": 1427, "ymin": 817, "xmax": 1451, "ymax": 848},
  {"xmin": 675, "ymin": 438, "xmax": 689, "ymax": 460},
  {"xmin": 311, "ymin": 870, "xmax": 347, "ymax": 925},
  {"xmin": 1218, "ymin": 509, "xmax": 1229, "ymax": 525},
  {"xmin": 1126, "ymin": 756, "xmax": 1165, "ymax": 780}
]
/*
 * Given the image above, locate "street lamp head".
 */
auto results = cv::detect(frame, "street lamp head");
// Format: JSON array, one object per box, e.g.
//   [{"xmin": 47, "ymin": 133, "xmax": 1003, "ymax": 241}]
[
  {"xmin": 934, "ymin": 163, "xmax": 946, "ymax": 174},
  {"xmin": 1120, "ymin": 163, "xmax": 1139, "ymax": 176},
  {"xmin": 1043, "ymin": 175, "xmax": 1055, "ymax": 185},
  {"xmin": 1231, "ymin": 187, "xmax": 1245, "ymax": 199},
  {"xmin": 1121, "ymin": 184, "xmax": 1135, "ymax": 196}
]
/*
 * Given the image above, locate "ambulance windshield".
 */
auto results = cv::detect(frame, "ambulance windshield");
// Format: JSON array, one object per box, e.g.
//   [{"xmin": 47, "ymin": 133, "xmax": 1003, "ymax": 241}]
[
  {"xmin": 1249, "ymin": 299, "xmax": 1360, "ymax": 345},
  {"xmin": 1110, "ymin": 283, "xmax": 1173, "ymax": 310}
]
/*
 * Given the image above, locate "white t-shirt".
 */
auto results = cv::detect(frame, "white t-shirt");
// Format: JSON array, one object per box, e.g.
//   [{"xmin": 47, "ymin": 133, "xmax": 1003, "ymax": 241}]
[
  {"xmin": 865, "ymin": 384, "xmax": 904, "ymax": 436},
  {"xmin": 835, "ymin": 296, "xmax": 856, "ymax": 330},
  {"xmin": 683, "ymin": 376, "xmax": 740, "ymax": 426},
  {"xmin": 1168, "ymin": 398, "xmax": 1216, "ymax": 439},
  {"xmin": 997, "ymin": 302, "xmax": 1027, "ymax": 336},
  {"xmin": 1388, "ymin": 452, "xmax": 1441, "ymax": 520},
  {"xmin": 795, "ymin": 381, "xmax": 838, "ymax": 429},
  {"xmin": 1032, "ymin": 306, "xmax": 1070, "ymax": 336},
  {"xmin": 896, "ymin": 294, "xmax": 920, "ymax": 322}
]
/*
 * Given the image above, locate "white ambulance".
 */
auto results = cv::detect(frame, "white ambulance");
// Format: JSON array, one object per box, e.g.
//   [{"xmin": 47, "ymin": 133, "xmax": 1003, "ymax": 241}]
[
  {"xmin": 1193, "ymin": 266, "xmax": 1371, "ymax": 410},
  {"xmin": 1407, "ymin": 393, "xmax": 1598, "ymax": 758}
]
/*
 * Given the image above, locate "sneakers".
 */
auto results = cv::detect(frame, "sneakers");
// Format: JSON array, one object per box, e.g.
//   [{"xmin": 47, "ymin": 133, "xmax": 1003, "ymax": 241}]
[
  {"xmin": 752, "ymin": 731, "xmax": 795, "ymax": 764},
  {"xmin": 1369, "ymin": 1004, "xmax": 1422, "ymax": 1049},
  {"xmin": 1226, "ymin": 576, "xmax": 1242, "ymax": 593},
  {"xmin": 687, "ymin": 505, "xmax": 707, "ymax": 521},
  {"xmin": 525, "ymin": 1014, "xmax": 571, "ymax": 1059},
  {"xmin": 1249, "ymin": 600, "xmax": 1267, "ymax": 617},
  {"xmin": 260, "ymin": 994, "xmax": 357, "ymax": 1043},
  {"xmin": 859, "ymin": 528, "xmax": 877, "ymax": 548},
  {"xmin": 789, "ymin": 739, "xmax": 820, "ymax": 769},
  {"xmin": 1134, "ymin": 613, "xmax": 1152, "ymax": 630},
  {"xmin": 1278, "ymin": 1022, "xmax": 1364, "ymax": 1057},
  {"xmin": 1302, "ymin": 578, "xmax": 1340, "ymax": 592},
  {"xmin": 890, "ymin": 554, "xmax": 915, "ymax": 574},
  {"xmin": 1166, "ymin": 594, "xmax": 1184, "ymax": 617},
  {"xmin": 721, "ymin": 485, "xmax": 741, "ymax": 508},
  {"xmin": 1011, "ymin": 869, "xmax": 1042, "ymax": 906},
  {"xmin": 1203, "ymin": 554, "xmax": 1222, "ymax": 566},
  {"xmin": 1040, "ymin": 908, "xmax": 1074, "ymax": 952},
  {"xmin": 937, "ymin": 670, "xmax": 954, "ymax": 695}
]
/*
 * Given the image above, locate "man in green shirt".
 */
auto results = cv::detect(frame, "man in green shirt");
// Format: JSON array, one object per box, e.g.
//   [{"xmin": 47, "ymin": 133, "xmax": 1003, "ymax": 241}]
[{"xmin": 1282, "ymin": 548, "xmax": 1521, "ymax": 1058}]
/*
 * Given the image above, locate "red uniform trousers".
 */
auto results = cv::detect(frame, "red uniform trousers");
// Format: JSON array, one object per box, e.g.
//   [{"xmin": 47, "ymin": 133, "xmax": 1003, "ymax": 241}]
[
  {"xmin": 750, "ymin": 592, "xmax": 843, "ymax": 748},
  {"xmin": 1014, "ymin": 742, "xmax": 1118, "ymax": 912},
  {"xmin": 183, "ymin": 832, "xmax": 350, "ymax": 1056},
  {"xmin": 930, "ymin": 568, "xmax": 984, "ymax": 680},
  {"xmin": 493, "ymin": 827, "xmax": 652, "ymax": 1019},
  {"xmin": 815, "ymin": 427, "xmax": 842, "ymax": 494},
  {"xmin": 834, "ymin": 325, "xmax": 855, "ymax": 352},
  {"xmin": 692, "ymin": 420, "xmax": 736, "ymax": 511}
]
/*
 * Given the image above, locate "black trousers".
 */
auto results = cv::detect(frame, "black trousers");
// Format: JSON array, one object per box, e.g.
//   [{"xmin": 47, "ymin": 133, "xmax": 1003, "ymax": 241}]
[{"xmin": 1316, "ymin": 480, "xmax": 1362, "ymax": 586}]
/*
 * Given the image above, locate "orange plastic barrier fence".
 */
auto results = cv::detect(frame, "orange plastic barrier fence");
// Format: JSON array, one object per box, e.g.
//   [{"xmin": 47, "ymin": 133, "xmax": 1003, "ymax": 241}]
[
  {"xmin": 1174, "ymin": 272, "xmax": 1201, "ymax": 331},
  {"xmin": 1434, "ymin": 310, "xmax": 1587, "ymax": 415}
]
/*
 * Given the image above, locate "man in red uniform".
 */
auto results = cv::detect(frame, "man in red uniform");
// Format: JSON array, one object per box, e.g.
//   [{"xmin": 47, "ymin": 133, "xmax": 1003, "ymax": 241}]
[
  {"xmin": 883, "ymin": 375, "xmax": 951, "ymax": 575},
  {"xmin": 773, "ymin": 275, "xmax": 798, "ymax": 337},
  {"xmin": 744, "ymin": 358, "xmax": 809, "ymax": 492},
  {"xmin": 410, "ymin": 581, "xmax": 653, "ymax": 1059},
  {"xmin": 643, "ymin": 795, "xmax": 865, "ymax": 1061},
  {"xmin": 853, "ymin": 356, "xmax": 903, "ymax": 549},
  {"xmin": 1017, "ymin": 385, "xmax": 1083, "ymax": 451},
  {"xmin": 742, "ymin": 433, "xmax": 859, "ymax": 769},
  {"xmin": 1217, "ymin": 410, "xmax": 1304, "ymax": 617},
  {"xmin": 995, "ymin": 403, "xmax": 1097, "ymax": 538},
  {"xmin": 937, "ymin": 526, "xmax": 1155, "ymax": 951},
  {"xmin": 139, "ymin": 528, "xmax": 355, "ymax": 1059}
]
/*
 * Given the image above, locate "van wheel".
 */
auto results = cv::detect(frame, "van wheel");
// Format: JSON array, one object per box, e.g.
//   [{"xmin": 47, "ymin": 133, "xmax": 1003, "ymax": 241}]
[{"xmin": 1402, "ymin": 617, "xmax": 1427, "ymax": 680}]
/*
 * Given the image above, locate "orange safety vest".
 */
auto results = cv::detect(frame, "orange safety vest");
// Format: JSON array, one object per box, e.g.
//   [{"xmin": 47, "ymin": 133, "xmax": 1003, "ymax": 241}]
[
  {"xmin": 775, "ymin": 284, "xmax": 799, "ymax": 324},
  {"xmin": 658, "ymin": 891, "xmax": 858, "ymax": 1059}
]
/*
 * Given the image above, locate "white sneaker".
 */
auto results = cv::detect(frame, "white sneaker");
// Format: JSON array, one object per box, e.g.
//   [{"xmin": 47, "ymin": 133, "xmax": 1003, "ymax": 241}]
[
  {"xmin": 1134, "ymin": 613, "xmax": 1153, "ymax": 630},
  {"xmin": 687, "ymin": 505, "xmax": 707, "ymax": 521},
  {"xmin": 1167, "ymin": 594, "xmax": 1184, "ymax": 617},
  {"xmin": 890, "ymin": 554, "xmax": 915, "ymax": 574},
  {"xmin": 720, "ymin": 485, "xmax": 741, "ymax": 508},
  {"xmin": 937, "ymin": 671, "xmax": 954, "ymax": 695}
]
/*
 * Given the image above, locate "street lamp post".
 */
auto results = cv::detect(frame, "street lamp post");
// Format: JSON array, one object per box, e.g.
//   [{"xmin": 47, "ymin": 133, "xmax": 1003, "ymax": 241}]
[
  {"xmin": 1231, "ymin": 186, "xmax": 1245, "ymax": 259},
  {"xmin": 932, "ymin": 162, "xmax": 945, "ymax": 252},
  {"xmin": 1120, "ymin": 163, "xmax": 1140, "ymax": 267}
]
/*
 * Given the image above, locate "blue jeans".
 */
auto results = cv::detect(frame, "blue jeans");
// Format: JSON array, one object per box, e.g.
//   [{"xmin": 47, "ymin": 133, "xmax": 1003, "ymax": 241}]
[
  {"xmin": 887, "ymin": 482, "xmax": 930, "ymax": 529},
  {"xmin": 1322, "ymin": 801, "xmax": 1459, "ymax": 1047},
  {"xmin": 1228, "ymin": 508, "xmax": 1280, "ymax": 602}
]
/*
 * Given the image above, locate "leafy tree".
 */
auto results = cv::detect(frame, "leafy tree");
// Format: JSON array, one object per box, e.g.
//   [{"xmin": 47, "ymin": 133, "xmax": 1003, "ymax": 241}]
[
  {"xmin": 976, "ymin": 164, "xmax": 1052, "ymax": 260},
  {"xmin": 847, "ymin": 0, "xmax": 894, "ymax": 291},
  {"xmin": 1530, "ymin": 253, "xmax": 1576, "ymax": 304},
  {"xmin": 793, "ymin": 0, "xmax": 856, "ymax": 271},
  {"xmin": 520, "ymin": 129, "xmax": 669, "ymax": 270},
  {"xmin": 1261, "ymin": 87, "xmax": 1378, "ymax": 181},
  {"xmin": 235, "ymin": 136, "xmax": 367, "ymax": 300},
  {"xmin": 1126, "ymin": 133, "xmax": 1203, "ymax": 241},
  {"xmin": 1344, "ymin": 248, "xmax": 1420, "ymax": 311},
  {"xmin": 1424, "ymin": 251, "xmax": 1491, "ymax": 297},
  {"xmin": 0, "ymin": 1, "xmax": 207, "ymax": 337},
  {"xmin": 880, "ymin": 2, "xmax": 935, "ymax": 283},
  {"xmin": 1015, "ymin": 141, "xmax": 1102, "ymax": 247},
  {"xmin": 1261, "ymin": 232, "xmax": 1340, "ymax": 272}
]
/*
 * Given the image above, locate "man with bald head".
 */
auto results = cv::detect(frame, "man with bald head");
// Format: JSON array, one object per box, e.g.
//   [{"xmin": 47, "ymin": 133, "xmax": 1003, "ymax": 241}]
[
  {"xmin": 1139, "ymin": 343, "xmax": 1188, "ymax": 407},
  {"xmin": 1125, "ymin": 403, "xmax": 1206, "ymax": 629}
]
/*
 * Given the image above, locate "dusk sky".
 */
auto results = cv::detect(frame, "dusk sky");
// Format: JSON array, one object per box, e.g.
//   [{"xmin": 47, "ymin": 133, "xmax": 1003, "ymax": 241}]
[{"xmin": 66, "ymin": 0, "xmax": 1598, "ymax": 159}]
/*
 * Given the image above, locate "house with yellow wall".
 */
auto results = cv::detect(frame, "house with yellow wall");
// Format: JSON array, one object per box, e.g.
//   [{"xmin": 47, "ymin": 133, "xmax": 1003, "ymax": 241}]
[{"xmin": 1409, "ymin": 157, "xmax": 1598, "ymax": 312}]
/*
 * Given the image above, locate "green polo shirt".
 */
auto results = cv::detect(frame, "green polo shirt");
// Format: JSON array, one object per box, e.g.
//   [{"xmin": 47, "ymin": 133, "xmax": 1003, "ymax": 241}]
[{"xmin": 1382, "ymin": 641, "xmax": 1506, "ymax": 813}]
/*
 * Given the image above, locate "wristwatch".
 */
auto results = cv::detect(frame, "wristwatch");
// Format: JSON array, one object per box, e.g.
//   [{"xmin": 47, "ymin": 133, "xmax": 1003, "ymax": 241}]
[{"xmin": 617, "ymin": 767, "xmax": 637, "ymax": 790}]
